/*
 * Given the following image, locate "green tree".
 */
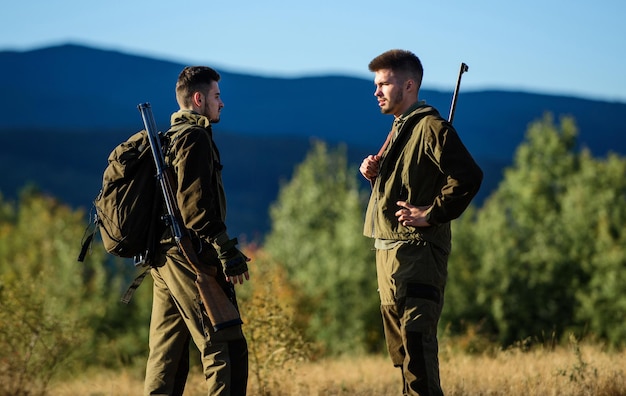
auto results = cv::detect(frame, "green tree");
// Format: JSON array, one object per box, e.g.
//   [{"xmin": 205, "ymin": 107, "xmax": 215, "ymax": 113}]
[
  {"xmin": 477, "ymin": 114, "xmax": 583, "ymax": 344},
  {"xmin": 445, "ymin": 114, "xmax": 626, "ymax": 347},
  {"xmin": 263, "ymin": 141, "xmax": 381, "ymax": 355},
  {"xmin": 0, "ymin": 189, "xmax": 156, "ymax": 394},
  {"xmin": 565, "ymin": 151, "xmax": 626, "ymax": 346},
  {"xmin": 0, "ymin": 190, "xmax": 110, "ymax": 394}
]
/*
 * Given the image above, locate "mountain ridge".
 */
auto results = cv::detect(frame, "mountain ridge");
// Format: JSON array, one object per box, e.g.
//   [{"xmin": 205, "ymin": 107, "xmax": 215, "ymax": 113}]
[{"xmin": 1, "ymin": 43, "xmax": 624, "ymax": 237}]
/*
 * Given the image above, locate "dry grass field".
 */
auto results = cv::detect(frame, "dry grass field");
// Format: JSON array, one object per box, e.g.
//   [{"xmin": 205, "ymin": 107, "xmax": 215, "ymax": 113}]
[{"xmin": 49, "ymin": 340, "xmax": 625, "ymax": 396}]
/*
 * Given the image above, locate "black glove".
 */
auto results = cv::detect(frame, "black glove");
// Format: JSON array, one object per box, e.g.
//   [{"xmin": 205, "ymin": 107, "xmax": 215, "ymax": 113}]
[{"xmin": 212, "ymin": 231, "xmax": 248, "ymax": 278}]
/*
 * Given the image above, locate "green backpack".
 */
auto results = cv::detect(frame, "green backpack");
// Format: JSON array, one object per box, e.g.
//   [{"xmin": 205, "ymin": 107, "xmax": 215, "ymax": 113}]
[{"xmin": 78, "ymin": 130, "xmax": 164, "ymax": 264}]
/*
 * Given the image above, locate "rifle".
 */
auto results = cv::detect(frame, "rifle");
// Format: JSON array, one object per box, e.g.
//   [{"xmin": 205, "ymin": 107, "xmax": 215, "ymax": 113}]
[
  {"xmin": 138, "ymin": 102, "xmax": 243, "ymax": 332},
  {"xmin": 448, "ymin": 62, "xmax": 469, "ymax": 123}
]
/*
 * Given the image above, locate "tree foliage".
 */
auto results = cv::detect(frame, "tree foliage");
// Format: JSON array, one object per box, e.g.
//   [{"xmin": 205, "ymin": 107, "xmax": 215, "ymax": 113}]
[
  {"xmin": 444, "ymin": 114, "xmax": 626, "ymax": 346},
  {"xmin": 263, "ymin": 140, "xmax": 381, "ymax": 355},
  {"xmin": 0, "ymin": 190, "xmax": 108, "ymax": 393},
  {"xmin": 0, "ymin": 189, "xmax": 154, "ymax": 394},
  {"xmin": 236, "ymin": 248, "xmax": 313, "ymax": 395}
]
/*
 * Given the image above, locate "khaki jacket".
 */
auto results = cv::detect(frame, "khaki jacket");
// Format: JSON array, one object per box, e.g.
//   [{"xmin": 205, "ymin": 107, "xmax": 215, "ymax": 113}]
[
  {"xmin": 165, "ymin": 110, "xmax": 227, "ymax": 243},
  {"xmin": 363, "ymin": 102, "xmax": 483, "ymax": 252}
]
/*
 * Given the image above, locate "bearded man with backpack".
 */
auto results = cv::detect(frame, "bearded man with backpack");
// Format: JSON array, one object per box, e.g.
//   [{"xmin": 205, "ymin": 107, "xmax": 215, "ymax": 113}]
[{"xmin": 143, "ymin": 66, "xmax": 250, "ymax": 396}]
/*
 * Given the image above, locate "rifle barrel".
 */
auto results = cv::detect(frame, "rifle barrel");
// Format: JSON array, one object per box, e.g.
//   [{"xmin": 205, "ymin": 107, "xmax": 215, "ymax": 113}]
[
  {"xmin": 448, "ymin": 62, "xmax": 469, "ymax": 123},
  {"xmin": 137, "ymin": 103, "xmax": 183, "ymax": 241}
]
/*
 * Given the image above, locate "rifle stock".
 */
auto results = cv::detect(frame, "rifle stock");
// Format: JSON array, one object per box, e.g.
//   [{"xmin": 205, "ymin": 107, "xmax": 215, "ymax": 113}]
[
  {"xmin": 177, "ymin": 232, "xmax": 243, "ymax": 331},
  {"xmin": 138, "ymin": 102, "xmax": 242, "ymax": 332}
]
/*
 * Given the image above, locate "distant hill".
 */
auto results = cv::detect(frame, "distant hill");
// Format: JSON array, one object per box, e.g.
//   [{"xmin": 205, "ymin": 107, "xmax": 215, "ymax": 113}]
[{"xmin": 1, "ymin": 43, "xmax": 624, "ymax": 239}]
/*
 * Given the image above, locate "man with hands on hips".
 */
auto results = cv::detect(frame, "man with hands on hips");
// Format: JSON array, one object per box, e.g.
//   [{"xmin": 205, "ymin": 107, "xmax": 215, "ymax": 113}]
[{"xmin": 360, "ymin": 49, "xmax": 483, "ymax": 396}]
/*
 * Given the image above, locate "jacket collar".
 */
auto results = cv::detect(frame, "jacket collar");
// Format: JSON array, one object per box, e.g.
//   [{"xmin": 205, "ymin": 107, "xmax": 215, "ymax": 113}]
[
  {"xmin": 170, "ymin": 109, "xmax": 212, "ymax": 129},
  {"xmin": 393, "ymin": 100, "xmax": 427, "ymax": 134},
  {"xmin": 396, "ymin": 100, "xmax": 427, "ymax": 122}
]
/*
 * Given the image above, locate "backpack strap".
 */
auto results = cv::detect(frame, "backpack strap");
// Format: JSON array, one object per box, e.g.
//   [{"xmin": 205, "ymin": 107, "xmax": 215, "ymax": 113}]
[
  {"xmin": 77, "ymin": 208, "xmax": 99, "ymax": 262},
  {"xmin": 120, "ymin": 264, "xmax": 151, "ymax": 304}
]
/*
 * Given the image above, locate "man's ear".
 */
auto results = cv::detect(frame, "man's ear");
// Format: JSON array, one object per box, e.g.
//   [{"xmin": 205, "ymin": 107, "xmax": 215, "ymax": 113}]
[{"xmin": 192, "ymin": 91, "xmax": 203, "ymax": 107}]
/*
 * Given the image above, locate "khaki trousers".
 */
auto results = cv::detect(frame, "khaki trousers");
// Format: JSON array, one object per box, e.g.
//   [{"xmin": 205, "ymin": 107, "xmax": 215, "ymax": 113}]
[
  {"xmin": 144, "ymin": 246, "xmax": 248, "ymax": 395},
  {"xmin": 376, "ymin": 241, "xmax": 448, "ymax": 396}
]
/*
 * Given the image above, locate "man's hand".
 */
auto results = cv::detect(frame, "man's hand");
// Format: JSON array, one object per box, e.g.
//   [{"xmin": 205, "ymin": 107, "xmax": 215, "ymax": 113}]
[
  {"xmin": 220, "ymin": 250, "xmax": 250, "ymax": 285},
  {"xmin": 360, "ymin": 155, "xmax": 381, "ymax": 181},
  {"xmin": 395, "ymin": 201, "xmax": 433, "ymax": 228},
  {"xmin": 212, "ymin": 232, "xmax": 251, "ymax": 284}
]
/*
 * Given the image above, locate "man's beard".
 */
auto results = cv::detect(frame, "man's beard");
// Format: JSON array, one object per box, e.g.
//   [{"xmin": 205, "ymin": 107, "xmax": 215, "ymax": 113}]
[
  {"xmin": 381, "ymin": 90, "xmax": 404, "ymax": 115},
  {"xmin": 202, "ymin": 101, "xmax": 221, "ymax": 123}
]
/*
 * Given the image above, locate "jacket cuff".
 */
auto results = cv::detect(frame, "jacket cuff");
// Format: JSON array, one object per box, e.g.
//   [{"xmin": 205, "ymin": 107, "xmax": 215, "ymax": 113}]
[
  {"xmin": 206, "ymin": 222, "xmax": 227, "ymax": 241},
  {"xmin": 425, "ymin": 209, "xmax": 439, "ymax": 226}
]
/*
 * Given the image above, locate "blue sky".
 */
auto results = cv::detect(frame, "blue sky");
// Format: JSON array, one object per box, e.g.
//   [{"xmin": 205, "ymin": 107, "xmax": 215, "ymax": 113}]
[{"xmin": 2, "ymin": 0, "xmax": 624, "ymax": 102}]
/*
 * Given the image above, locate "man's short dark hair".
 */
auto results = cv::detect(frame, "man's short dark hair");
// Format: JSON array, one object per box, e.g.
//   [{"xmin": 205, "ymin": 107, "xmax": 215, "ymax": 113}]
[
  {"xmin": 368, "ymin": 49, "xmax": 423, "ymax": 88},
  {"xmin": 176, "ymin": 66, "xmax": 221, "ymax": 108}
]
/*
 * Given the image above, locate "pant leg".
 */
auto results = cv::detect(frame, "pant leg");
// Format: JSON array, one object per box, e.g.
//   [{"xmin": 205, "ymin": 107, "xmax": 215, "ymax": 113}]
[
  {"xmin": 144, "ymin": 266, "xmax": 192, "ymax": 396},
  {"xmin": 376, "ymin": 241, "xmax": 447, "ymax": 396},
  {"xmin": 202, "ymin": 338, "xmax": 248, "ymax": 396},
  {"xmin": 145, "ymin": 246, "xmax": 248, "ymax": 395}
]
